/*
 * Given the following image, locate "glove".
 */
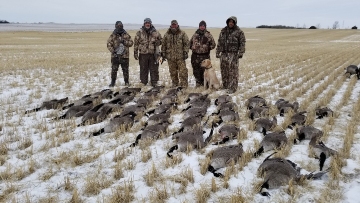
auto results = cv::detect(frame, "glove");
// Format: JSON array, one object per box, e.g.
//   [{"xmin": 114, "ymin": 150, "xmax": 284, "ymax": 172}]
[
  {"xmin": 112, "ymin": 52, "xmax": 118, "ymax": 57},
  {"xmin": 183, "ymin": 52, "xmax": 188, "ymax": 60},
  {"xmin": 238, "ymin": 54, "xmax": 243, "ymax": 59},
  {"xmin": 216, "ymin": 52, "xmax": 221, "ymax": 58},
  {"xmin": 134, "ymin": 52, "xmax": 139, "ymax": 60}
]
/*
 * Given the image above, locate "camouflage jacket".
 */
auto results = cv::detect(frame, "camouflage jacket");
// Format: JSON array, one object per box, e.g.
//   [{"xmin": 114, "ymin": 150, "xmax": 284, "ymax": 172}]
[
  {"xmin": 134, "ymin": 26, "xmax": 162, "ymax": 55},
  {"xmin": 216, "ymin": 26, "xmax": 246, "ymax": 57},
  {"xmin": 189, "ymin": 29, "xmax": 216, "ymax": 54},
  {"xmin": 107, "ymin": 30, "xmax": 133, "ymax": 58},
  {"xmin": 161, "ymin": 27, "xmax": 190, "ymax": 61}
]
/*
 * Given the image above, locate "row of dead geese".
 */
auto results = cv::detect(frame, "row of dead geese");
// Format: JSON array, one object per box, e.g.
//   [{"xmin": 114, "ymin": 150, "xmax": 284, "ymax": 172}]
[
  {"xmin": 244, "ymin": 95, "xmax": 337, "ymax": 196},
  {"xmin": 24, "ymin": 89, "xmax": 336, "ymax": 197}
]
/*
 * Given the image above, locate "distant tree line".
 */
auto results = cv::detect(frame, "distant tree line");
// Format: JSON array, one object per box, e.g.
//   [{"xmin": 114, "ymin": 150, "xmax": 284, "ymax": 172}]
[
  {"xmin": 0, "ymin": 20, "xmax": 9, "ymax": 23},
  {"xmin": 256, "ymin": 25, "xmax": 301, "ymax": 29},
  {"xmin": 257, "ymin": 24, "xmax": 357, "ymax": 30}
]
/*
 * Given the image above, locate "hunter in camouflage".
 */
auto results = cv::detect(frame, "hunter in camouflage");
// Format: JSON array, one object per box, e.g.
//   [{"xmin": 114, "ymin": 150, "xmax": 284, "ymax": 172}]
[
  {"xmin": 189, "ymin": 20, "xmax": 216, "ymax": 87},
  {"xmin": 161, "ymin": 20, "xmax": 190, "ymax": 87},
  {"xmin": 134, "ymin": 18, "xmax": 162, "ymax": 86},
  {"xmin": 107, "ymin": 21, "xmax": 134, "ymax": 87},
  {"xmin": 216, "ymin": 16, "xmax": 246, "ymax": 93}
]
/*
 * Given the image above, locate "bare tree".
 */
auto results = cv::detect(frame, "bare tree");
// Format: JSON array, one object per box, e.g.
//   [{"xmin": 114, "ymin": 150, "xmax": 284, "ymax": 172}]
[
  {"xmin": 333, "ymin": 21, "xmax": 339, "ymax": 29},
  {"xmin": 316, "ymin": 23, "xmax": 321, "ymax": 29}
]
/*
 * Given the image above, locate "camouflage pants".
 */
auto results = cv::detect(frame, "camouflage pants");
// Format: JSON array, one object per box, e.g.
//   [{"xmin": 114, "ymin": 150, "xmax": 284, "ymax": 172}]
[
  {"xmin": 220, "ymin": 53, "xmax": 239, "ymax": 92},
  {"xmin": 139, "ymin": 54, "xmax": 159, "ymax": 86},
  {"xmin": 191, "ymin": 53, "xmax": 210, "ymax": 87},
  {"xmin": 168, "ymin": 59, "xmax": 188, "ymax": 87},
  {"xmin": 111, "ymin": 56, "xmax": 129, "ymax": 84}
]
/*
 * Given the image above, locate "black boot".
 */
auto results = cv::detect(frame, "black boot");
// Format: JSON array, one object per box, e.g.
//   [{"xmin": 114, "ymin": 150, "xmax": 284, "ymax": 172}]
[
  {"xmin": 109, "ymin": 79, "xmax": 116, "ymax": 87},
  {"xmin": 109, "ymin": 68, "xmax": 117, "ymax": 87}
]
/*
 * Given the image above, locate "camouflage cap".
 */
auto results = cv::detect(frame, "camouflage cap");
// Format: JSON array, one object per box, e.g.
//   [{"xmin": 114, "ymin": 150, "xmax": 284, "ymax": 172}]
[
  {"xmin": 115, "ymin": 21, "xmax": 123, "ymax": 28},
  {"xmin": 144, "ymin": 18, "xmax": 152, "ymax": 24},
  {"xmin": 171, "ymin": 20, "xmax": 178, "ymax": 25}
]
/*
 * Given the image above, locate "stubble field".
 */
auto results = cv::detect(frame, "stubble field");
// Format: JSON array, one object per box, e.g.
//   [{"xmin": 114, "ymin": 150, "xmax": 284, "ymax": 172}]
[{"xmin": 0, "ymin": 27, "xmax": 360, "ymax": 203}]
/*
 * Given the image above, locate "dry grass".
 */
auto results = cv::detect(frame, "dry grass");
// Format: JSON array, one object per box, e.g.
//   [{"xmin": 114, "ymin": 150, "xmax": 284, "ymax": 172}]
[
  {"xmin": 83, "ymin": 173, "xmax": 113, "ymax": 195},
  {"xmin": 194, "ymin": 184, "xmax": 211, "ymax": 203},
  {"xmin": 106, "ymin": 180, "xmax": 135, "ymax": 203}
]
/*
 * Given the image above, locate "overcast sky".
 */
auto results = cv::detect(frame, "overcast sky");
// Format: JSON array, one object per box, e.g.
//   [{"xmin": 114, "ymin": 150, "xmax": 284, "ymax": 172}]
[{"xmin": 1, "ymin": 0, "xmax": 359, "ymax": 28}]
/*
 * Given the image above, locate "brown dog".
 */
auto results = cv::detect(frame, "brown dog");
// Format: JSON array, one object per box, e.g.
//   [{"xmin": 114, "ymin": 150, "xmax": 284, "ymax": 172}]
[{"xmin": 201, "ymin": 59, "xmax": 220, "ymax": 90}]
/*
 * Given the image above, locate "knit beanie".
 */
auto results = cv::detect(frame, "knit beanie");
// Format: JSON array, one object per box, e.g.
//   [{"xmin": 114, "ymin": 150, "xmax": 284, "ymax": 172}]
[{"xmin": 171, "ymin": 20, "xmax": 178, "ymax": 25}]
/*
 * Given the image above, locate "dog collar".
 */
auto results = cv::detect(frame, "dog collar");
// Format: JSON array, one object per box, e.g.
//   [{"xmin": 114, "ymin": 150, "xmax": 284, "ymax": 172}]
[{"xmin": 204, "ymin": 65, "xmax": 213, "ymax": 69}]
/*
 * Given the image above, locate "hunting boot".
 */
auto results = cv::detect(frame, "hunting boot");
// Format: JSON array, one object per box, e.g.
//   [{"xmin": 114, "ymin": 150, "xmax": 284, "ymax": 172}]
[
  {"xmin": 124, "ymin": 75, "xmax": 129, "ymax": 86},
  {"xmin": 109, "ymin": 68, "xmax": 117, "ymax": 87}
]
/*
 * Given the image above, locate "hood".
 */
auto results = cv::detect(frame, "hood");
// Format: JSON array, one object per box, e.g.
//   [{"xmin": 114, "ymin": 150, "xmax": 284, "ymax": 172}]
[{"xmin": 226, "ymin": 16, "xmax": 237, "ymax": 25}]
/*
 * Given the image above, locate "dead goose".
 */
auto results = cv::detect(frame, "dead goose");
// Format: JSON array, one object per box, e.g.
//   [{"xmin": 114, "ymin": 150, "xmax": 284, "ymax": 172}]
[
  {"xmin": 184, "ymin": 92, "xmax": 204, "ymax": 103},
  {"xmin": 25, "ymin": 97, "xmax": 68, "ymax": 114},
  {"xmin": 258, "ymin": 152, "xmax": 328, "ymax": 196},
  {"xmin": 245, "ymin": 95, "xmax": 266, "ymax": 109},
  {"xmin": 172, "ymin": 116, "xmax": 203, "ymax": 135},
  {"xmin": 77, "ymin": 103, "xmax": 113, "ymax": 126},
  {"xmin": 119, "ymin": 103, "xmax": 146, "ymax": 117},
  {"xmin": 254, "ymin": 116, "xmax": 277, "ymax": 135},
  {"xmin": 167, "ymin": 125, "xmax": 214, "ymax": 158},
  {"xmin": 166, "ymin": 86, "xmax": 183, "ymax": 96},
  {"xmin": 78, "ymin": 98, "xmax": 129, "ymax": 127},
  {"xmin": 90, "ymin": 89, "xmax": 114, "ymax": 99},
  {"xmin": 213, "ymin": 124, "xmax": 240, "ymax": 145},
  {"xmin": 185, "ymin": 98, "xmax": 211, "ymax": 109},
  {"xmin": 309, "ymin": 137, "xmax": 337, "ymax": 171},
  {"xmin": 143, "ymin": 86, "xmax": 163, "ymax": 97},
  {"xmin": 136, "ymin": 97, "xmax": 153, "ymax": 107},
  {"xmin": 254, "ymin": 131, "xmax": 287, "ymax": 157},
  {"xmin": 130, "ymin": 121, "xmax": 169, "ymax": 147},
  {"xmin": 117, "ymin": 87, "xmax": 142, "ymax": 95},
  {"xmin": 315, "ymin": 106, "xmax": 333, "ymax": 119},
  {"xmin": 185, "ymin": 94, "xmax": 211, "ymax": 107},
  {"xmin": 288, "ymin": 111, "xmax": 307, "ymax": 130},
  {"xmin": 213, "ymin": 109, "xmax": 240, "ymax": 126},
  {"xmin": 214, "ymin": 95, "xmax": 232, "ymax": 106},
  {"xmin": 92, "ymin": 111, "xmax": 137, "ymax": 136},
  {"xmin": 279, "ymin": 101, "xmax": 299, "ymax": 117},
  {"xmin": 344, "ymin": 65, "xmax": 360, "ymax": 79},
  {"xmin": 183, "ymin": 106, "xmax": 208, "ymax": 120},
  {"xmin": 78, "ymin": 97, "xmax": 127, "ymax": 123},
  {"xmin": 62, "ymin": 95, "xmax": 100, "ymax": 110},
  {"xmin": 55, "ymin": 100, "xmax": 94, "ymax": 119},
  {"xmin": 275, "ymin": 99, "xmax": 287, "ymax": 109},
  {"xmin": 248, "ymin": 106, "xmax": 269, "ymax": 120},
  {"xmin": 208, "ymin": 143, "xmax": 243, "ymax": 177},
  {"xmin": 144, "ymin": 112, "xmax": 171, "ymax": 126},
  {"xmin": 295, "ymin": 125, "xmax": 323, "ymax": 143},
  {"xmin": 110, "ymin": 93, "xmax": 136, "ymax": 106},
  {"xmin": 145, "ymin": 102, "xmax": 177, "ymax": 117},
  {"xmin": 159, "ymin": 94, "xmax": 178, "ymax": 105},
  {"xmin": 218, "ymin": 101, "xmax": 238, "ymax": 112},
  {"xmin": 145, "ymin": 85, "xmax": 164, "ymax": 93}
]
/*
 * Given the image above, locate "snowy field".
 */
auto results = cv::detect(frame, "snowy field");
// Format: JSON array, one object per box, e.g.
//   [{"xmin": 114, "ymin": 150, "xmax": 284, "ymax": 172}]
[{"xmin": 0, "ymin": 24, "xmax": 360, "ymax": 203}]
